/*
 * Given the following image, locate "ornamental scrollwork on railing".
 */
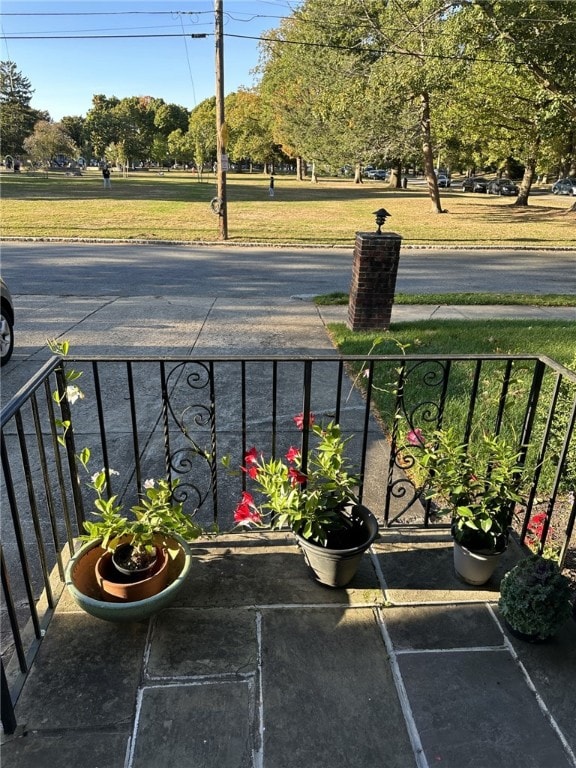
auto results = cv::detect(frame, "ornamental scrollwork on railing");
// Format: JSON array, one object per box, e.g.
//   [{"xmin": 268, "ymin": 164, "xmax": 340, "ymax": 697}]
[
  {"xmin": 385, "ymin": 360, "xmax": 448, "ymax": 525},
  {"xmin": 161, "ymin": 362, "xmax": 216, "ymax": 516}
]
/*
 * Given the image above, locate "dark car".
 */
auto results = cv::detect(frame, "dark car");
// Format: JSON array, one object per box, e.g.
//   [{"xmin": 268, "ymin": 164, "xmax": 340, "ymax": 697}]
[
  {"xmin": 551, "ymin": 177, "xmax": 576, "ymax": 196},
  {"xmin": 461, "ymin": 176, "xmax": 488, "ymax": 193},
  {"xmin": 1, "ymin": 278, "xmax": 14, "ymax": 366},
  {"xmin": 366, "ymin": 168, "xmax": 388, "ymax": 180},
  {"xmin": 487, "ymin": 178, "xmax": 519, "ymax": 196}
]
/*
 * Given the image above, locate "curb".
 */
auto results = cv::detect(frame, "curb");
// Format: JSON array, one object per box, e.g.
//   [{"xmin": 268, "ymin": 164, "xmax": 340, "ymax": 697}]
[{"xmin": 0, "ymin": 237, "xmax": 575, "ymax": 252}]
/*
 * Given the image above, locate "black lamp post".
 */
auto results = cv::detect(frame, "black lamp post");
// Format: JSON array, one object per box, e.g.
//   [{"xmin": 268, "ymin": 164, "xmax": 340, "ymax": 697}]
[{"xmin": 373, "ymin": 208, "xmax": 391, "ymax": 234}]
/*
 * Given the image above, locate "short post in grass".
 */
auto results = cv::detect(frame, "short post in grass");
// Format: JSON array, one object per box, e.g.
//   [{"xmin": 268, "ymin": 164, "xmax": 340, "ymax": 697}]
[{"xmin": 347, "ymin": 210, "xmax": 402, "ymax": 331}]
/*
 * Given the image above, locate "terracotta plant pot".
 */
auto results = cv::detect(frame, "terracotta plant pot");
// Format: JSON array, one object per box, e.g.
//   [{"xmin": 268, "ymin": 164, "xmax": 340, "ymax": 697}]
[
  {"xmin": 295, "ymin": 504, "xmax": 378, "ymax": 588},
  {"xmin": 65, "ymin": 533, "xmax": 192, "ymax": 622},
  {"xmin": 96, "ymin": 545, "xmax": 170, "ymax": 602}
]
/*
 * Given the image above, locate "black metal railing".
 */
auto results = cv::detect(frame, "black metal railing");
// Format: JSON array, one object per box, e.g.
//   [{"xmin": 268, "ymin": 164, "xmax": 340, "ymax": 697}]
[{"xmin": 1, "ymin": 353, "xmax": 575, "ymax": 733}]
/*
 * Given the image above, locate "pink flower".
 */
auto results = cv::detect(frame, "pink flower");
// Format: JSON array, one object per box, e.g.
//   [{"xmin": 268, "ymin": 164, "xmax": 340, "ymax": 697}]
[
  {"xmin": 527, "ymin": 512, "xmax": 547, "ymax": 539},
  {"xmin": 244, "ymin": 447, "xmax": 259, "ymax": 464},
  {"xmin": 285, "ymin": 446, "xmax": 300, "ymax": 463},
  {"xmin": 233, "ymin": 492, "xmax": 262, "ymax": 526},
  {"xmin": 407, "ymin": 428, "xmax": 425, "ymax": 447},
  {"xmin": 242, "ymin": 448, "xmax": 260, "ymax": 479},
  {"xmin": 288, "ymin": 467, "xmax": 307, "ymax": 485},
  {"xmin": 242, "ymin": 464, "xmax": 259, "ymax": 480},
  {"xmin": 294, "ymin": 412, "xmax": 315, "ymax": 431}
]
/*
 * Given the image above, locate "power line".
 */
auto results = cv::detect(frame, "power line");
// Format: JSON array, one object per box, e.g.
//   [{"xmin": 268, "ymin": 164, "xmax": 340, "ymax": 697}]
[
  {"xmin": 3, "ymin": 29, "xmax": 573, "ymax": 62},
  {"xmin": 0, "ymin": 10, "xmax": 209, "ymax": 16},
  {"xmin": 2, "ymin": 33, "xmax": 210, "ymax": 40}
]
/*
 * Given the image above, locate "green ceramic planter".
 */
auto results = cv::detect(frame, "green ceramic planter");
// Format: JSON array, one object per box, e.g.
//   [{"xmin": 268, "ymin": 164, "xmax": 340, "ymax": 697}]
[{"xmin": 64, "ymin": 533, "xmax": 192, "ymax": 622}]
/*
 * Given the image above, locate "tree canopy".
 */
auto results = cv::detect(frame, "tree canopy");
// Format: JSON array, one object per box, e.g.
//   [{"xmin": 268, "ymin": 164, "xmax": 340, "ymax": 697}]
[
  {"xmin": 0, "ymin": 60, "xmax": 48, "ymax": 156},
  {"xmin": 2, "ymin": 4, "xmax": 575, "ymax": 205}
]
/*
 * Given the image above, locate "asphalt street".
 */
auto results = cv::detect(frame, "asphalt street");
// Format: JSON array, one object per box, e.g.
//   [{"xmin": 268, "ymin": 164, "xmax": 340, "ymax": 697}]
[{"xmin": 1, "ymin": 241, "xmax": 575, "ymax": 297}]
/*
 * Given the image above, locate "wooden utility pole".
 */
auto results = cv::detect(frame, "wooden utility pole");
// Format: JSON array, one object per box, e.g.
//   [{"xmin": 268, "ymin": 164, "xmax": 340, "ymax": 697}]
[{"xmin": 215, "ymin": 0, "xmax": 228, "ymax": 240}]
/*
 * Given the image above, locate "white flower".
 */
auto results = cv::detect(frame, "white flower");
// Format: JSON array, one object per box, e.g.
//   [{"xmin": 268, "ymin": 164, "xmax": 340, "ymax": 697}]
[
  {"xmin": 66, "ymin": 385, "xmax": 84, "ymax": 405},
  {"xmin": 91, "ymin": 467, "xmax": 119, "ymax": 483},
  {"xmin": 143, "ymin": 478, "xmax": 155, "ymax": 489}
]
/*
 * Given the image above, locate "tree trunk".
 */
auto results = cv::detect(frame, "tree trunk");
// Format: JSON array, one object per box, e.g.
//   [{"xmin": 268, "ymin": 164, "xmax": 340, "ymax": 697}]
[
  {"xmin": 354, "ymin": 163, "xmax": 363, "ymax": 184},
  {"xmin": 310, "ymin": 161, "xmax": 318, "ymax": 183},
  {"xmin": 420, "ymin": 92, "xmax": 444, "ymax": 214},
  {"xmin": 570, "ymin": 201, "xmax": 576, "ymax": 212},
  {"xmin": 296, "ymin": 156, "xmax": 305, "ymax": 181},
  {"xmin": 513, "ymin": 158, "xmax": 536, "ymax": 207},
  {"xmin": 388, "ymin": 160, "xmax": 402, "ymax": 188}
]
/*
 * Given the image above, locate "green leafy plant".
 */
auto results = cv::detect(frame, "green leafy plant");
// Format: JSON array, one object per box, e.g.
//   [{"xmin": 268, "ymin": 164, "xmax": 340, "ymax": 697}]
[
  {"xmin": 499, "ymin": 555, "xmax": 572, "ymax": 639},
  {"xmin": 407, "ymin": 426, "xmax": 524, "ymax": 552},
  {"xmin": 225, "ymin": 414, "xmax": 359, "ymax": 545},
  {"xmin": 48, "ymin": 338, "xmax": 207, "ymax": 570},
  {"xmin": 82, "ymin": 469, "xmax": 203, "ymax": 570}
]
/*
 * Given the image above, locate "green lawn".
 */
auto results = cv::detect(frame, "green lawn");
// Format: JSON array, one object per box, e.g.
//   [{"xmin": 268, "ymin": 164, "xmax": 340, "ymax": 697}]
[
  {"xmin": 329, "ymin": 319, "xmax": 576, "ymax": 491},
  {"xmin": 328, "ymin": 319, "xmax": 576, "ymax": 366},
  {"xmin": 1, "ymin": 169, "xmax": 575, "ymax": 246},
  {"xmin": 315, "ymin": 292, "xmax": 576, "ymax": 307}
]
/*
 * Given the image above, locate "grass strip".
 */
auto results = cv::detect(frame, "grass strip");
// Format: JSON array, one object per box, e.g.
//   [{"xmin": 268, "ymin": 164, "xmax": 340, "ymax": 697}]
[{"xmin": 314, "ymin": 292, "xmax": 576, "ymax": 307}]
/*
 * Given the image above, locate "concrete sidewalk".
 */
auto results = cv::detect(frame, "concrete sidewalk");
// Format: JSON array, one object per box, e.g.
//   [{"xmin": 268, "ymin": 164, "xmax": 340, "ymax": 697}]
[
  {"xmin": 3, "ymin": 295, "xmax": 575, "ymax": 405},
  {"xmin": 316, "ymin": 302, "xmax": 576, "ymax": 323}
]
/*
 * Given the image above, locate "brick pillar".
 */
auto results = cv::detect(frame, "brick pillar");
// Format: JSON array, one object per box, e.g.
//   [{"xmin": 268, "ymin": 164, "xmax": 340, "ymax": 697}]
[{"xmin": 347, "ymin": 232, "xmax": 402, "ymax": 331}]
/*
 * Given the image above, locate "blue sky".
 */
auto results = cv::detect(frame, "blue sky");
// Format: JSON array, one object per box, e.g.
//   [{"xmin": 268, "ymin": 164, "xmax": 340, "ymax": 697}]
[{"xmin": 0, "ymin": 1, "xmax": 296, "ymax": 120}]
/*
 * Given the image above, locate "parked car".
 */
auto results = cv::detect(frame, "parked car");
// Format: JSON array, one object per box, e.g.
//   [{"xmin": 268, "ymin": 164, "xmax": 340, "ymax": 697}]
[
  {"xmin": 366, "ymin": 169, "xmax": 388, "ymax": 180},
  {"xmin": 437, "ymin": 174, "xmax": 451, "ymax": 188},
  {"xmin": 1, "ymin": 278, "xmax": 14, "ymax": 366},
  {"xmin": 487, "ymin": 178, "xmax": 519, "ymax": 196},
  {"xmin": 461, "ymin": 176, "xmax": 488, "ymax": 193},
  {"xmin": 552, "ymin": 177, "xmax": 576, "ymax": 196}
]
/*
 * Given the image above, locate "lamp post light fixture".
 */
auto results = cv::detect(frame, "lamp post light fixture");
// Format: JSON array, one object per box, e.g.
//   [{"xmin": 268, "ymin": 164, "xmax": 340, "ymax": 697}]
[{"xmin": 373, "ymin": 208, "xmax": 391, "ymax": 235}]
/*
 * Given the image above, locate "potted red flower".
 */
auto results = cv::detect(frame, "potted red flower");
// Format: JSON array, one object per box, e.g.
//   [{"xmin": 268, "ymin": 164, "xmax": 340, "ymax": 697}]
[{"xmin": 227, "ymin": 414, "xmax": 378, "ymax": 587}]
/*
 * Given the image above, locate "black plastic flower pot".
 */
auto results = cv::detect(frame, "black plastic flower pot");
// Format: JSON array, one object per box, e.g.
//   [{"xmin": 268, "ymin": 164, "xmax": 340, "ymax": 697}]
[{"xmin": 295, "ymin": 504, "xmax": 378, "ymax": 588}]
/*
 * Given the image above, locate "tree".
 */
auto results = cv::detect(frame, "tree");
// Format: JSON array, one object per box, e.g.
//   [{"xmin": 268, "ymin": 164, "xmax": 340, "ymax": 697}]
[
  {"xmin": 258, "ymin": 13, "xmax": 390, "ymax": 182},
  {"xmin": 84, "ymin": 94, "xmax": 121, "ymax": 158},
  {"xmin": 60, "ymin": 115, "xmax": 86, "ymax": 150},
  {"xmin": 471, "ymin": 0, "xmax": 576, "ymax": 120},
  {"xmin": 167, "ymin": 129, "xmax": 195, "ymax": 167},
  {"xmin": 258, "ymin": 0, "xmax": 465, "ymax": 207},
  {"xmin": 225, "ymin": 89, "xmax": 277, "ymax": 168},
  {"xmin": 0, "ymin": 61, "xmax": 47, "ymax": 156},
  {"xmin": 153, "ymin": 101, "xmax": 190, "ymax": 136},
  {"xmin": 188, "ymin": 97, "xmax": 217, "ymax": 173},
  {"xmin": 23, "ymin": 121, "xmax": 78, "ymax": 166},
  {"xmin": 60, "ymin": 114, "xmax": 90, "ymax": 162},
  {"xmin": 332, "ymin": 0, "xmax": 467, "ymax": 211},
  {"xmin": 458, "ymin": 0, "xmax": 576, "ymax": 205},
  {"xmin": 111, "ymin": 96, "xmax": 156, "ymax": 165}
]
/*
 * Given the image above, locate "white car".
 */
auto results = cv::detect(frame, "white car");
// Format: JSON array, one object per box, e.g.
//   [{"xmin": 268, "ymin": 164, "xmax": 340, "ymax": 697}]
[
  {"xmin": 551, "ymin": 177, "xmax": 576, "ymax": 196},
  {"xmin": 437, "ymin": 174, "xmax": 451, "ymax": 188},
  {"xmin": 1, "ymin": 278, "xmax": 14, "ymax": 366}
]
